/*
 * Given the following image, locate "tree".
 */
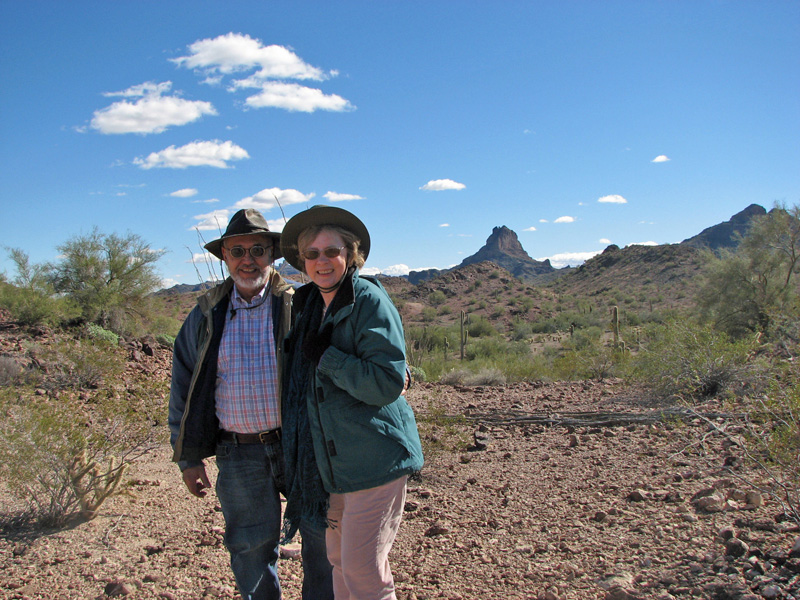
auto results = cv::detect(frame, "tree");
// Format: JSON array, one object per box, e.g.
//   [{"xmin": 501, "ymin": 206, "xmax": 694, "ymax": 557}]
[
  {"xmin": 49, "ymin": 228, "xmax": 165, "ymax": 334},
  {"xmin": 697, "ymin": 202, "xmax": 800, "ymax": 338}
]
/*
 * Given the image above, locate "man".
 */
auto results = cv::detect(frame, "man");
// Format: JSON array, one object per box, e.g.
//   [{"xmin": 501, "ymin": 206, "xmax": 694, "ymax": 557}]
[{"xmin": 169, "ymin": 208, "xmax": 333, "ymax": 600}]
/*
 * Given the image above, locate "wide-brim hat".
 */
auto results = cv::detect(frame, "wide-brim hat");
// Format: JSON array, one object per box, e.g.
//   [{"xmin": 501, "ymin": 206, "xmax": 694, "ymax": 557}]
[
  {"xmin": 204, "ymin": 208, "xmax": 283, "ymax": 260},
  {"xmin": 280, "ymin": 205, "xmax": 371, "ymax": 271}
]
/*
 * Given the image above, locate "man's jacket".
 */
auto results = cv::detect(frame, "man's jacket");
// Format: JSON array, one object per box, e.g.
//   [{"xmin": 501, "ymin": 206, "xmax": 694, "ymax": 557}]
[{"xmin": 168, "ymin": 273, "xmax": 295, "ymax": 469}]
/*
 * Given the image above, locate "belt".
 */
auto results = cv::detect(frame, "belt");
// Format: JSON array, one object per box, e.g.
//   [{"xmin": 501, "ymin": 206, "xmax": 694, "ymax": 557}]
[{"xmin": 219, "ymin": 428, "xmax": 282, "ymax": 445}]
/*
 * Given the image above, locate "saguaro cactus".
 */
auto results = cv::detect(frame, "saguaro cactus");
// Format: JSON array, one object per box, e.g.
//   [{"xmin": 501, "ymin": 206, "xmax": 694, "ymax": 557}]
[{"xmin": 460, "ymin": 310, "xmax": 469, "ymax": 360}]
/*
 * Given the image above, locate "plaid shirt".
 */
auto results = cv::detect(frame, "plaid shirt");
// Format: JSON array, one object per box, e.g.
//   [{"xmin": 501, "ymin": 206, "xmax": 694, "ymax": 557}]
[{"xmin": 215, "ymin": 285, "xmax": 280, "ymax": 433}]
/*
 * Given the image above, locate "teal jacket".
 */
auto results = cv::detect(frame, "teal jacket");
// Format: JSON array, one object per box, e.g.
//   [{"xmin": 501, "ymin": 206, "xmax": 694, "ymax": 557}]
[{"xmin": 288, "ymin": 270, "xmax": 424, "ymax": 494}]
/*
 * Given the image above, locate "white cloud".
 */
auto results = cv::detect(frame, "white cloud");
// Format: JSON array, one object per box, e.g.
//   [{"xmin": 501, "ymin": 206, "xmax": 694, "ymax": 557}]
[
  {"xmin": 192, "ymin": 209, "xmax": 232, "ymax": 231},
  {"xmin": 629, "ymin": 241, "xmax": 659, "ymax": 246},
  {"xmin": 362, "ymin": 264, "xmax": 410, "ymax": 277},
  {"xmin": 439, "ymin": 223, "xmax": 450, "ymax": 228},
  {"xmin": 192, "ymin": 198, "xmax": 220, "ymax": 204},
  {"xmin": 188, "ymin": 251, "xmax": 216, "ymax": 264},
  {"xmin": 234, "ymin": 187, "xmax": 315, "ymax": 212},
  {"xmin": 324, "ymin": 191, "xmax": 364, "ymax": 202},
  {"xmin": 242, "ymin": 82, "xmax": 354, "ymax": 112},
  {"xmin": 599, "ymin": 238, "xmax": 612, "ymax": 244},
  {"xmin": 171, "ymin": 188, "xmax": 199, "ymax": 198},
  {"xmin": 134, "ymin": 140, "xmax": 249, "ymax": 169},
  {"xmin": 539, "ymin": 218, "xmax": 549, "ymax": 223},
  {"xmin": 172, "ymin": 33, "xmax": 328, "ymax": 81},
  {"xmin": 554, "ymin": 216, "xmax": 575, "ymax": 223},
  {"xmin": 598, "ymin": 194, "xmax": 627, "ymax": 204},
  {"xmin": 652, "ymin": 155, "xmax": 671, "ymax": 163},
  {"xmin": 91, "ymin": 81, "xmax": 217, "ymax": 134},
  {"xmin": 523, "ymin": 226, "xmax": 537, "ymax": 232},
  {"xmin": 539, "ymin": 250, "xmax": 601, "ymax": 269},
  {"xmin": 420, "ymin": 179, "xmax": 466, "ymax": 191}
]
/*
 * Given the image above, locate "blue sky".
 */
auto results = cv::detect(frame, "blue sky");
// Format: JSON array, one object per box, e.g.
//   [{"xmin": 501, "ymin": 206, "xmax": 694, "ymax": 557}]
[{"xmin": 2, "ymin": 1, "xmax": 798, "ymax": 287}]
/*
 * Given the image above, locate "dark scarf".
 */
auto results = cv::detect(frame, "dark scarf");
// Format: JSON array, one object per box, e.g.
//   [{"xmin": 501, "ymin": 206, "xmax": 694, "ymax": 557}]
[{"xmin": 281, "ymin": 287, "xmax": 330, "ymax": 543}]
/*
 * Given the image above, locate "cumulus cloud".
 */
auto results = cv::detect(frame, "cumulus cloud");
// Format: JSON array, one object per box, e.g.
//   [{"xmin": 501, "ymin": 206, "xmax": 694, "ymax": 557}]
[
  {"xmin": 324, "ymin": 191, "xmax": 364, "ymax": 202},
  {"xmin": 192, "ymin": 209, "xmax": 232, "ymax": 231},
  {"xmin": 599, "ymin": 238, "xmax": 612, "ymax": 244},
  {"xmin": 439, "ymin": 223, "xmax": 450, "ymax": 228},
  {"xmin": 554, "ymin": 216, "xmax": 575, "ymax": 223},
  {"xmin": 134, "ymin": 140, "xmax": 249, "ymax": 169},
  {"xmin": 539, "ymin": 250, "xmax": 602, "ymax": 269},
  {"xmin": 420, "ymin": 179, "xmax": 466, "ymax": 191},
  {"xmin": 172, "ymin": 33, "xmax": 328, "ymax": 81},
  {"xmin": 234, "ymin": 187, "xmax": 315, "ymax": 212},
  {"xmin": 598, "ymin": 194, "xmax": 627, "ymax": 204},
  {"xmin": 170, "ymin": 188, "xmax": 198, "ymax": 198},
  {"xmin": 91, "ymin": 81, "xmax": 217, "ymax": 134},
  {"xmin": 362, "ymin": 264, "xmax": 410, "ymax": 277},
  {"xmin": 171, "ymin": 33, "xmax": 354, "ymax": 113},
  {"xmin": 523, "ymin": 226, "xmax": 537, "ymax": 232},
  {"xmin": 242, "ymin": 82, "xmax": 354, "ymax": 112},
  {"xmin": 652, "ymin": 155, "xmax": 671, "ymax": 163}
]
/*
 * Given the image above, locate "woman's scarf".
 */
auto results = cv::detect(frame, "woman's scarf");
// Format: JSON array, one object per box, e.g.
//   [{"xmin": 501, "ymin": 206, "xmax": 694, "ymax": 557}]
[{"xmin": 281, "ymin": 288, "xmax": 330, "ymax": 543}]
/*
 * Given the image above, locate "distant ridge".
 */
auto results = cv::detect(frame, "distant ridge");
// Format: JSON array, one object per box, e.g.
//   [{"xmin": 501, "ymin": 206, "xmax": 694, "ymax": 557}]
[{"xmin": 681, "ymin": 204, "xmax": 765, "ymax": 250}]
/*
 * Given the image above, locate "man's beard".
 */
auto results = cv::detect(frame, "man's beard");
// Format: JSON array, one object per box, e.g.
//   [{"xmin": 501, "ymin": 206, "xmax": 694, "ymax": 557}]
[{"xmin": 230, "ymin": 268, "xmax": 270, "ymax": 298}]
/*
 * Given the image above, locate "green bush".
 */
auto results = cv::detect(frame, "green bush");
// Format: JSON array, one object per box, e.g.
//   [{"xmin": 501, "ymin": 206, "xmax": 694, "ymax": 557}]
[
  {"xmin": 629, "ymin": 319, "xmax": 765, "ymax": 400},
  {"xmin": 0, "ymin": 282, "xmax": 80, "ymax": 327},
  {"xmin": 86, "ymin": 323, "xmax": 120, "ymax": 345},
  {"xmin": 428, "ymin": 290, "xmax": 447, "ymax": 306}
]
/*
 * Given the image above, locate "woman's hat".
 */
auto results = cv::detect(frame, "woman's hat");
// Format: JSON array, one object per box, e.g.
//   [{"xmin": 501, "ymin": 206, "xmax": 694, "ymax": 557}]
[
  {"xmin": 204, "ymin": 208, "xmax": 283, "ymax": 260},
  {"xmin": 280, "ymin": 205, "xmax": 370, "ymax": 271}
]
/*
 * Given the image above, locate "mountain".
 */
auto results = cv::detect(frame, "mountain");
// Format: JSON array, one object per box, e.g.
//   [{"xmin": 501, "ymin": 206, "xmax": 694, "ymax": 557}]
[
  {"xmin": 408, "ymin": 226, "xmax": 556, "ymax": 284},
  {"xmin": 681, "ymin": 204, "xmax": 766, "ymax": 250}
]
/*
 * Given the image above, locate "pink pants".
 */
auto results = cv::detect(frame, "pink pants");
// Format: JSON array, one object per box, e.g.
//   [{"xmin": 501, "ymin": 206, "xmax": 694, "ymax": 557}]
[{"xmin": 326, "ymin": 476, "xmax": 408, "ymax": 600}]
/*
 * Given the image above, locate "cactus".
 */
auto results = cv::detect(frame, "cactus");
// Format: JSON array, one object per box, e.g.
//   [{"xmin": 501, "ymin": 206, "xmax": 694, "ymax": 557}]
[
  {"xmin": 611, "ymin": 305, "xmax": 621, "ymax": 349},
  {"xmin": 460, "ymin": 310, "xmax": 469, "ymax": 361},
  {"xmin": 69, "ymin": 448, "xmax": 128, "ymax": 520}
]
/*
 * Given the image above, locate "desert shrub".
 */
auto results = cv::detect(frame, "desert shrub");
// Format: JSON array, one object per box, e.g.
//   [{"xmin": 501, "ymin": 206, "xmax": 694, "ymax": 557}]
[
  {"xmin": 440, "ymin": 366, "xmax": 507, "ymax": 386},
  {"xmin": 511, "ymin": 319, "xmax": 535, "ymax": 341},
  {"xmin": 466, "ymin": 316, "xmax": 496, "ymax": 338},
  {"xmin": 86, "ymin": 323, "xmax": 119, "ymax": 345},
  {"xmin": 420, "ymin": 307, "xmax": 437, "ymax": 322},
  {"xmin": 464, "ymin": 338, "xmax": 529, "ymax": 361},
  {"xmin": 0, "ymin": 382, "xmax": 163, "ymax": 528},
  {"xmin": 438, "ymin": 305, "xmax": 452, "ymax": 316},
  {"xmin": 553, "ymin": 339, "xmax": 627, "ymax": 381},
  {"xmin": 0, "ymin": 282, "xmax": 80, "ymax": 327},
  {"xmin": 36, "ymin": 337, "xmax": 127, "ymax": 391},
  {"xmin": 629, "ymin": 319, "xmax": 765, "ymax": 400},
  {"xmin": 156, "ymin": 333, "xmax": 176, "ymax": 348},
  {"xmin": 428, "ymin": 290, "xmax": 447, "ymax": 306}
]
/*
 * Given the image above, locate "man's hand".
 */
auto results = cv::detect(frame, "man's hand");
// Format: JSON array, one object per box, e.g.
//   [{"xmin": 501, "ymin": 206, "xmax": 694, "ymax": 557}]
[{"xmin": 182, "ymin": 465, "xmax": 211, "ymax": 498}]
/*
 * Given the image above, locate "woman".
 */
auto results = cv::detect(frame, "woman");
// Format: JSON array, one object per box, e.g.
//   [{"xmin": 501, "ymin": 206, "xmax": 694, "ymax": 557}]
[{"xmin": 280, "ymin": 205, "xmax": 424, "ymax": 600}]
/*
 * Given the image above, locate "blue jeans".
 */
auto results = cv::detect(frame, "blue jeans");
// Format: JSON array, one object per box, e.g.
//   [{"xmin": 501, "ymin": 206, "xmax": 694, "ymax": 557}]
[{"xmin": 215, "ymin": 439, "xmax": 333, "ymax": 600}]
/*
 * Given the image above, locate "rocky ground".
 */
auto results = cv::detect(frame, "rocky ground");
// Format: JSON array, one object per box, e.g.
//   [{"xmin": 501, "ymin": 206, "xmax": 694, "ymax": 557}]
[{"xmin": 0, "ymin": 318, "xmax": 798, "ymax": 599}]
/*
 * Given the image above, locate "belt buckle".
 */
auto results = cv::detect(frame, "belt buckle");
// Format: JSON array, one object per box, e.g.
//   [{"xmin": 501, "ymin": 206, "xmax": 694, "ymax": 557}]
[{"xmin": 259, "ymin": 429, "xmax": 280, "ymax": 443}]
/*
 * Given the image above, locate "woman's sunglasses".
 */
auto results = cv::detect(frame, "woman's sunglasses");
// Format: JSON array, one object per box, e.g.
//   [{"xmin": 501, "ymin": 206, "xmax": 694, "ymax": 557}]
[
  {"xmin": 300, "ymin": 246, "xmax": 346, "ymax": 261},
  {"xmin": 226, "ymin": 245, "xmax": 270, "ymax": 259}
]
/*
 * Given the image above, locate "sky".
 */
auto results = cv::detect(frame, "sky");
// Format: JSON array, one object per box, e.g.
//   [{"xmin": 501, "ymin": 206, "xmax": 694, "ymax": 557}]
[{"xmin": 1, "ymin": 1, "xmax": 798, "ymax": 288}]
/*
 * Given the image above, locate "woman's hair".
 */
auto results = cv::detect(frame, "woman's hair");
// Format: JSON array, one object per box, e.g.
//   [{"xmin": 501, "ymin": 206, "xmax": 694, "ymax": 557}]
[{"xmin": 296, "ymin": 225, "xmax": 366, "ymax": 272}]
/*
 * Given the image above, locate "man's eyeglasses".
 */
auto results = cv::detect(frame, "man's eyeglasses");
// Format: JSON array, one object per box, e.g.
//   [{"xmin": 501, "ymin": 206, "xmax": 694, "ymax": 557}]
[
  {"xmin": 300, "ymin": 246, "xmax": 346, "ymax": 261},
  {"xmin": 226, "ymin": 245, "xmax": 271, "ymax": 259}
]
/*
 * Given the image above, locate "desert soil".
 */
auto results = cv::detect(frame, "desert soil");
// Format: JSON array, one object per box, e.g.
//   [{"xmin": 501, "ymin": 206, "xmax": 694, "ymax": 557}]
[{"xmin": 2, "ymin": 376, "xmax": 799, "ymax": 600}]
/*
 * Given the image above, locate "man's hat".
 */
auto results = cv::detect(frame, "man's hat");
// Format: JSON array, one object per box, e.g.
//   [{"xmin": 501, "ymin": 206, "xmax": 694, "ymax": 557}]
[
  {"xmin": 204, "ymin": 208, "xmax": 282, "ymax": 260},
  {"xmin": 280, "ymin": 205, "xmax": 370, "ymax": 271}
]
